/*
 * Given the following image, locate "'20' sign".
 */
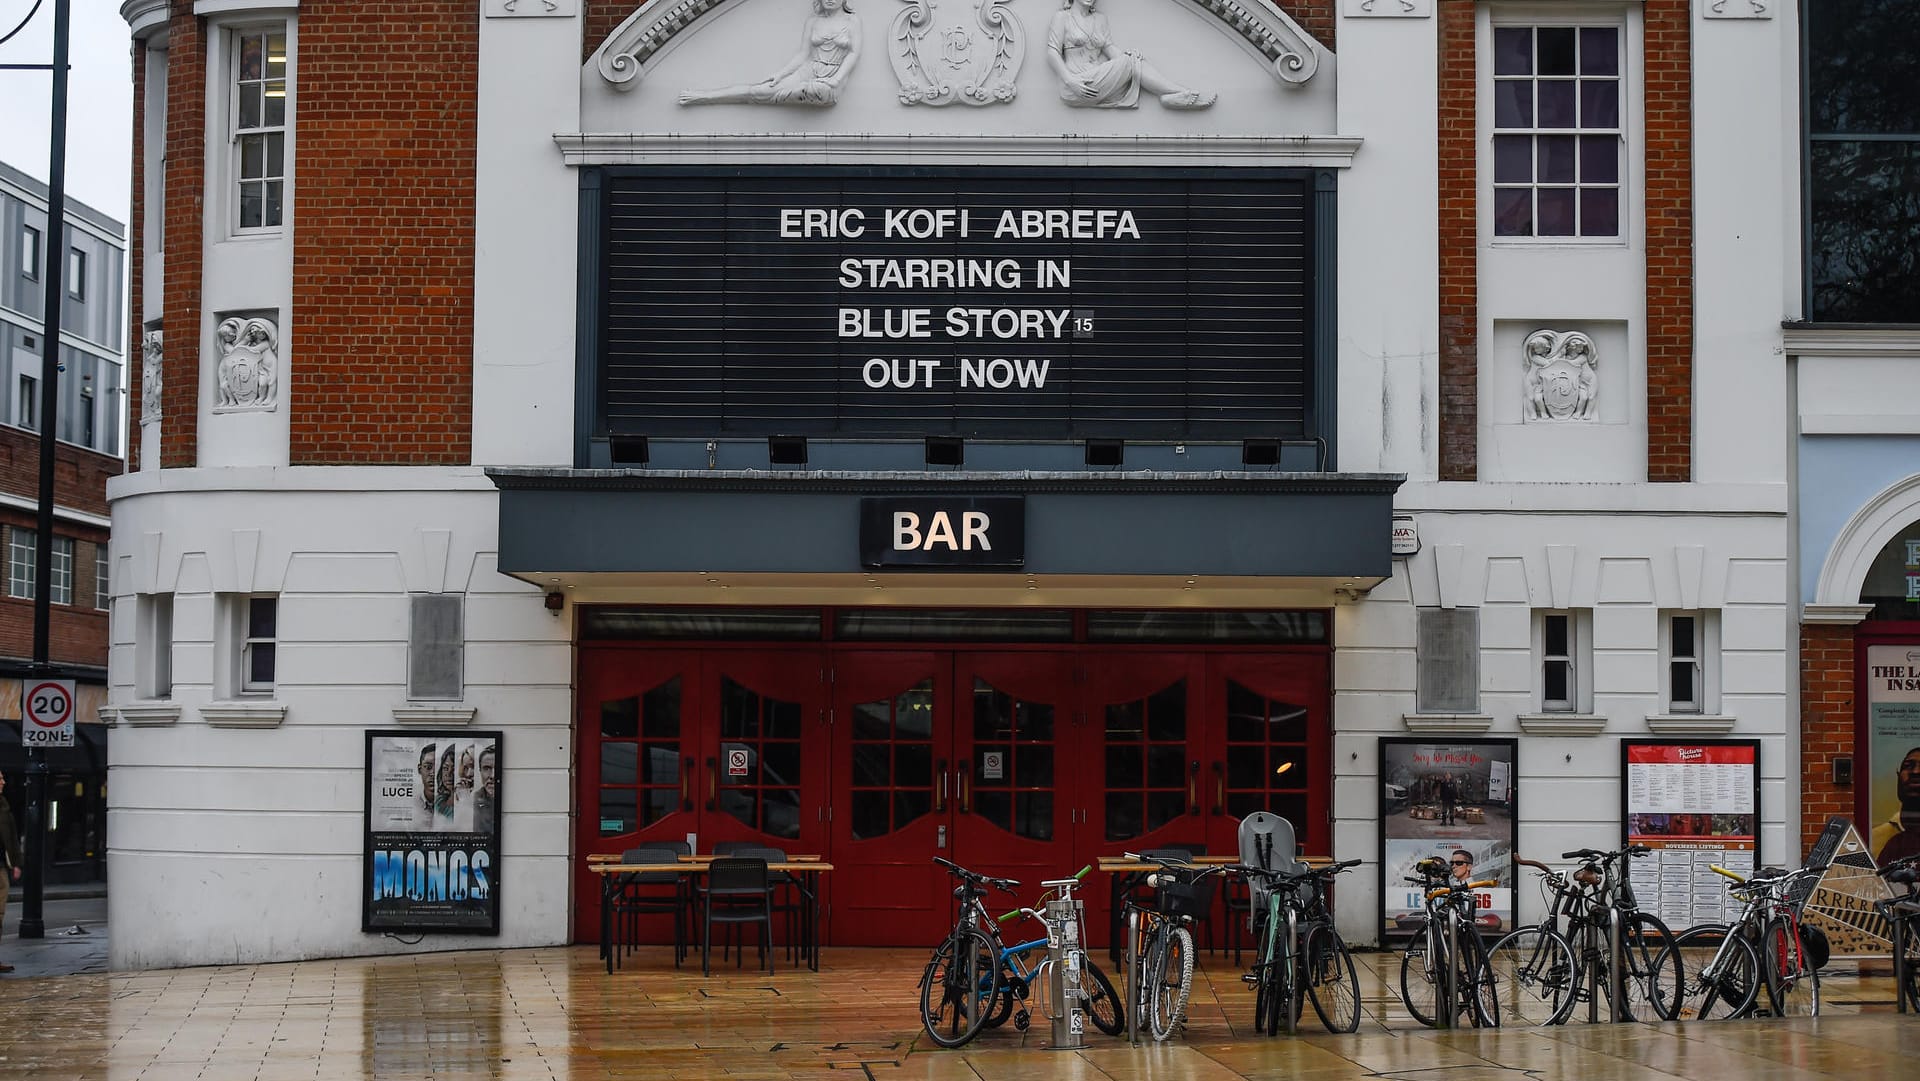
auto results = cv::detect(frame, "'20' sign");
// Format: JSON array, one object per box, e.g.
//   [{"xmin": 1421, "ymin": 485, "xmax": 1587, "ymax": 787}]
[{"xmin": 23, "ymin": 679, "xmax": 77, "ymax": 747}]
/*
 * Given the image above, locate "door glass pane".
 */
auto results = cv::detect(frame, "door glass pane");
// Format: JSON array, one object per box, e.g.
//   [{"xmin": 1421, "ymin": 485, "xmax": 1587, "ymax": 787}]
[
  {"xmin": 602, "ymin": 743, "xmax": 638, "ymax": 786},
  {"xmin": 1146, "ymin": 791, "xmax": 1185, "ymax": 834},
  {"xmin": 599, "ymin": 678, "xmax": 683, "ymax": 834},
  {"xmin": 642, "ymin": 678, "xmax": 681, "ymax": 738},
  {"xmin": 601, "ymin": 695, "xmax": 638, "ymax": 739},
  {"xmin": 1106, "ymin": 745, "xmax": 1143, "ymax": 787},
  {"xmin": 970, "ymin": 678, "xmax": 1056, "ymax": 841},
  {"xmin": 1223, "ymin": 680, "xmax": 1312, "ymax": 831},
  {"xmin": 598, "ymin": 787, "xmax": 636, "ymax": 835},
  {"xmin": 718, "ymin": 677, "xmax": 805, "ymax": 835},
  {"xmin": 847, "ymin": 678, "xmax": 935, "ymax": 839},
  {"xmin": 975, "ymin": 791, "xmax": 1012, "ymax": 834},
  {"xmin": 1102, "ymin": 678, "xmax": 1188, "ymax": 842},
  {"xmin": 1106, "ymin": 793, "xmax": 1141, "ymax": 840}
]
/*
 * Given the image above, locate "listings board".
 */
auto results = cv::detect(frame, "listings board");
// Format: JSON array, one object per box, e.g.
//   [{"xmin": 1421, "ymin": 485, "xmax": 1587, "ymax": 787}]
[
  {"xmin": 362, "ymin": 730, "xmax": 503, "ymax": 934},
  {"xmin": 1378, "ymin": 738, "xmax": 1517, "ymax": 939},
  {"xmin": 1620, "ymin": 739, "xmax": 1758, "ymax": 930}
]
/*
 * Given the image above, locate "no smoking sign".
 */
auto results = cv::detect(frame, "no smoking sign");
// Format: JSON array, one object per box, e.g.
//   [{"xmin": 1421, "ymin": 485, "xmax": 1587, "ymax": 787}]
[{"xmin": 23, "ymin": 678, "xmax": 77, "ymax": 747}]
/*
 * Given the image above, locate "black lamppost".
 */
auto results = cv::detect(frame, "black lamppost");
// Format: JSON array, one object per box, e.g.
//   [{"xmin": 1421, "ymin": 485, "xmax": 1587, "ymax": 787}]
[{"xmin": 0, "ymin": 0, "xmax": 75, "ymax": 941}]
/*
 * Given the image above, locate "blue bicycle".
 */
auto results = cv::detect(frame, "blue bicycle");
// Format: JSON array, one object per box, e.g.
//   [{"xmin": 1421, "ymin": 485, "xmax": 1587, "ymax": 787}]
[{"xmin": 984, "ymin": 867, "xmax": 1124, "ymax": 1036}]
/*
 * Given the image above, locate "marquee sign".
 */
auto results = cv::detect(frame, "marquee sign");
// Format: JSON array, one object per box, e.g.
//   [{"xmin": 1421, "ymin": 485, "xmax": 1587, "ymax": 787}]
[{"xmin": 596, "ymin": 168, "xmax": 1317, "ymax": 441}]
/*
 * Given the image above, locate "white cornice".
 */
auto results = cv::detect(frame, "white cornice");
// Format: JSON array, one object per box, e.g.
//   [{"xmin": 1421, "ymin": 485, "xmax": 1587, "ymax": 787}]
[
  {"xmin": 1401, "ymin": 713, "xmax": 1494, "ymax": 734},
  {"xmin": 1645, "ymin": 714, "xmax": 1739, "ymax": 735},
  {"xmin": 554, "ymin": 133, "xmax": 1363, "ymax": 169},
  {"xmin": 1801, "ymin": 603, "xmax": 1875, "ymax": 626},
  {"xmin": 1516, "ymin": 713, "xmax": 1609, "ymax": 736},
  {"xmin": 393, "ymin": 705, "xmax": 478, "ymax": 726},
  {"xmin": 202, "ymin": 701, "xmax": 289, "ymax": 728},
  {"xmin": 121, "ymin": 0, "xmax": 170, "ymax": 40},
  {"xmin": 0, "ymin": 492, "xmax": 113, "ymax": 530},
  {"xmin": 1784, "ymin": 326, "xmax": 1920, "ymax": 358},
  {"xmin": 193, "ymin": 0, "xmax": 301, "ymax": 15}
]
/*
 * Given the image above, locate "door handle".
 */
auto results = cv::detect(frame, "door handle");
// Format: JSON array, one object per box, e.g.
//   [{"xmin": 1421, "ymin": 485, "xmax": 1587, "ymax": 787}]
[
  {"xmin": 1189, "ymin": 760, "xmax": 1200, "ymax": 815},
  {"xmin": 705, "ymin": 755, "xmax": 717, "ymax": 811},
  {"xmin": 936, "ymin": 758, "xmax": 948, "ymax": 812},
  {"xmin": 683, "ymin": 755, "xmax": 695, "ymax": 812},
  {"xmin": 1212, "ymin": 761, "xmax": 1225, "ymax": 815},
  {"xmin": 960, "ymin": 762, "xmax": 971, "ymax": 813}
]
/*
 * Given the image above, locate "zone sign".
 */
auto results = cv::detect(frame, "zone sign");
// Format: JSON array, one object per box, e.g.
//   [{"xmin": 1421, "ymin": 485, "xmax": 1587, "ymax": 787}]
[{"xmin": 23, "ymin": 678, "xmax": 77, "ymax": 747}]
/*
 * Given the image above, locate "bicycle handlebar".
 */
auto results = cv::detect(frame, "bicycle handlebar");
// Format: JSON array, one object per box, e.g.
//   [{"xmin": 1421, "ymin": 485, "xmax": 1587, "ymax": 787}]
[
  {"xmin": 1560, "ymin": 845, "xmax": 1653, "ymax": 862},
  {"xmin": 932, "ymin": 855, "xmax": 1019, "ymax": 893}
]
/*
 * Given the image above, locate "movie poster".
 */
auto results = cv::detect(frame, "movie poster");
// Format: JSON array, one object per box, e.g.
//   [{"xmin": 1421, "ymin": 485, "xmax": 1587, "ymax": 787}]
[
  {"xmin": 1866, "ymin": 645, "xmax": 1920, "ymax": 867},
  {"xmin": 1621, "ymin": 740, "xmax": 1757, "ymax": 929},
  {"xmin": 362, "ymin": 730, "xmax": 502, "ymax": 934},
  {"xmin": 1379, "ymin": 738, "xmax": 1518, "ymax": 938}
]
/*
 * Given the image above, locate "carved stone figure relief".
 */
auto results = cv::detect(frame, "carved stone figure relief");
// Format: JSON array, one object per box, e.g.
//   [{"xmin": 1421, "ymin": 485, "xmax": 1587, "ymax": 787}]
[
  {"xmin": 141, "ymin": 328, "xmax": 163, "ymax": 419},
  {"xmin": 1522, "ymin": 329, "xmax": 1598, "ymax": 421},
  {"xmin": 679, "ymin": 0, "xmax": 862, "ymax": 106},
  {"xmin": 890, "ymin": 0, "xmax": 1024, "ymax": 105},
  {"xmin": 1044, "ymin": 0, "xmax": 1214, "ymax": 109},
  {"xmin": 214, "ymin": 315, "xmax": 279, "ymax": 412}
]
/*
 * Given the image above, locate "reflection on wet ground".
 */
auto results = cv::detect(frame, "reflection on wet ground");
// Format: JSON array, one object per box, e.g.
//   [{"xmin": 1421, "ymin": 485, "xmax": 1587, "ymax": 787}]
[{"xmin": 0, "ymin": 945, "xmax": 1909, "ymax": 1079}]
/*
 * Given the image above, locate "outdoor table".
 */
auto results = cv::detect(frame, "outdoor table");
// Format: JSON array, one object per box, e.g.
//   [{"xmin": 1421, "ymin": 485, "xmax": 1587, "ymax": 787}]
[{"xmin": 591, "ymin": 859, "xmax": 832, "ymax": 974}]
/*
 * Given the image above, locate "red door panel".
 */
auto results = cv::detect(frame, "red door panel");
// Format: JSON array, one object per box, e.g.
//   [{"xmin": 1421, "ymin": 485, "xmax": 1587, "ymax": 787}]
[
  {"xmin": 700, "ymin": 652, "xmax": 830, "ymax": 857},
  {"xmin": 1202, "ymin": 652, "xmax": 1332, "ymax": 857},
  {"xmin": 951, "ymin": 653, "xmax": 1082, "ymax": 906}
]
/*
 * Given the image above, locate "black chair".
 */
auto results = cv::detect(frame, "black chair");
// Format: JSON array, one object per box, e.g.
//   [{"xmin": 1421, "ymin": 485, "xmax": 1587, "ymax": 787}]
[
  {"xmin": 609, "ymin": 844, "xmax": 691, "ymax": 970},
  {"xmin": 701, "ymin": 857, "xmax": 774, "ymax": 976},
  {"xmin": 734, "ymin": 846, "xmax": 806, "ymax": 966}
]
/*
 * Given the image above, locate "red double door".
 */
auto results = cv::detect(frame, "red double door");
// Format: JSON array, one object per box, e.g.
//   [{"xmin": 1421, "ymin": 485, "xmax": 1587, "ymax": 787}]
[{"xmin": 576, "ymin": 645, "xmax": 1328, "ymax": 948}]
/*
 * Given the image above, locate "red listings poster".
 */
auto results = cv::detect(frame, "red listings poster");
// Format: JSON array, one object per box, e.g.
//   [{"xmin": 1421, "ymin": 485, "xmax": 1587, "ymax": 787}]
[{"xmin": 1621, "ymin": 740, "xmax": 1759, "ymax": 930}]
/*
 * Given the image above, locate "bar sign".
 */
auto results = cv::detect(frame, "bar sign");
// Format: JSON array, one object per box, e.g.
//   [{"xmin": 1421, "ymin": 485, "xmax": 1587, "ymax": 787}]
[{"xmin": 860, "ymin": 497, "xmax": 1025, "ymax": 569}]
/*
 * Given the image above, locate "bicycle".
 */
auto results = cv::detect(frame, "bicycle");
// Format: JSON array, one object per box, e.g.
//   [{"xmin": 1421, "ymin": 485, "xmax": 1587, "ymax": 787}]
[
  {"xmin": 1237, "ymin": 858, "xmax": 1363, "ymax": 1035},
  {"xmin": 1875, "ymin": 853, "xmax": 1920, "ymax": 1013},
  {"xmin": 1479, "ymin": 857, "xmax": 1581, "ymax": 1026},
  {"xmin": 919, "ymin": 856, "xmax": 1018, "ymax": 1047},
  {"xmin": 1648, "ymin": 861, "xmax": 1827, "ymax": 1020},
  {"xmin": 1553, "ymin": 845, "xmax": 1679, "ymax": 1023},
  {"xmin": 1120, "ymin": 851, "xmax": 1229, "ymax": 1041},
  {"xmin": 982, "ymin": 866, "xmax": 1125, "ymax": 1037},
  {"xmin": 1398, "ymin": 856, "xmax": 1498, "ymax": 1028}
]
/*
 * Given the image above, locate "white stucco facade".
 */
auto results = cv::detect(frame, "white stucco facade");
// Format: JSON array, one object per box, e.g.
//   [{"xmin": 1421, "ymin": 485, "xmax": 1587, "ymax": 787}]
[{"xmin": 109, "ymin": 1, "xmax": 1799, "ymax": 967}]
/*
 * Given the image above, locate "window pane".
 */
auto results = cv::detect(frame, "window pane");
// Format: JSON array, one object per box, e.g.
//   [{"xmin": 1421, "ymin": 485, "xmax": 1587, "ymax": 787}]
[
  {"xmin": 1494, "ymin": 135, "xmax": 1533, "ymax": 183},
  {"xmin": 893, "ymin": 742, "xmax": 931, "ymax": 787},
  {"xmin": 1106, "ymin": 745, "xmax": 1143, "ymax": 787},
  {"xmin": 240, "ymin": 34, "xmax": 263, "ymax": 80},
  {"xmin": 248, "ymin": 642, "xmax": 276, "ymax": 684},
  {"xmin": 266, "ymin": 34, "xmax": 287, "ymax": 78},
  {"xmin": 1538, "ymin": 80, "xmax": 1576, "ymax": 128},
  {"xmin": 1544, "ymin": 660, "xmax": 1569, "ymax": 703},
  {"xmin": 642, "ymin": 678, "xmax": 681, "ymax": 738},
  {"xmin": 1493, "ymin": 81, "xmax": 1532, "ymax": 129},
  {"xmin": 1015, "ymin": 747, "xmax": 1054, "ymax": 787},
  {"xmin": 598, "ymin": 788, "xmax": 636, "ymax": 835},
  {"xmin": 765, "ymin": 742, "xmax": 801, "ymax": 785},
  {"xmin": 1146, "ymin": 745, "xmax": 1185, "ymax": 788},
  {"xmin": 241, "ymin": 136, "xmax": 264, "ymax": 179},
  {"xmin": 1545, "ymin": 615, "xmax": 1569, "ymax": 655},
  {"xmin": 1580, "ymin": 134, "xmax": 1618, "ymax": 183},
  {"xmin": 239, "ymin": 84, "xmax": 261, "ymax": 130},
  {"xmin": 249, "ymin": 597, "xmax": 277, "ymax": 638},
  {"xmin": 1493, "ymin": 27, "xmax": 1532, "ymax": 76},
  {"xmin": 850, "ymin": 791, "xmax": 888, "ymax": 840},
  {"xmin": 1672, "ymin": 616, "xmax": 1697, "ymax": 657},
  {"xmin": 766, "ymin": 698, "xmax": 802, "ymax": 739},
  {"xmin": 1146, "ymin": 791, "xmax": 1185, "ymax": 834},
  {"xmin": 1809, "ymin": 140, "xmax": 1920, "ymax": 322},
  {"xmin": 267, "ymin": 133, "xmax": 284, "ymax": 176},
  {"xmin": 1580, "ymin": 189, "xmax": 1619, "ymax": 237},
  {"xmin": 1808, "ymin": 0, "xmax": 1917, "ymax": 134},
  {"xmin": 1670, "ymin": 662, "xmax": 1697, "ymax": 705},
  {"xmin": 851, "ymin": 744, "xmax": 889, "ymax": 786},
  {"xmin": 1580, "ymin": 28, "xmax": 1619, "ymax": 76},
  {"xmin": 1538, "ymin": 135, "xmax": 1577, "ymax": 183},
  {"xmin": 1580, "ymin": 82, "xmax": 1619, "ymax": 129},
  {"xmin": 602, "ymin": 743, "xmax": 638, "ymax": 786},
  {"xmin": 601, "ymin": 695, "xmax": 638, "ymax": 739},
  {"xmin": 1494, "ymin": 188, "xmax": 1533, "ymax": 236},
  {"xmin": 893, "ymin": 790, "xmax": 930, "ymax": 831},
  {"xmin": 642, "ymin": 742, "xmax": 679, "ymax": 785},
  {"xmin": 1106, "ymin": 793, "xmax": 1141, "ymax": 841},
  {"xmin": 1538, "ymin": 188, "xmax": 1577, "ymax": 236},
  {"xmin": 1146, "ymin": 681, "xmax": 1186, "ymax": 741},
  {"xmin": 1537, "ymin": 27, "xmax": 1576, "ymax": 75}
]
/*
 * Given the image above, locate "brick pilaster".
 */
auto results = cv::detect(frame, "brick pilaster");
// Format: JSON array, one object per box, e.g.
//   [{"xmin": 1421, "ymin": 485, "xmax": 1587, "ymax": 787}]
[
  {"xmin": 1644, "ymin": 0, "xmax": 1694, "ymax": 482},
  {"xmin": 160, "ymin": 4, "xmax": 204, "ymax": 469},
  {"xmin": 1436, "ymin": 0, "xmax": 1477, "ymax": 481},
  {"xmin": 1800, "ymin": 623, "xmax": 1856, "ymax": 856}
]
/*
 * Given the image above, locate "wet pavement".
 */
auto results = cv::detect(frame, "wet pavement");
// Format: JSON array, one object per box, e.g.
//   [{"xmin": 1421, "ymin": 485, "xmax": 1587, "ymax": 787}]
[{"xmin": 0, "ymin": 916, "xmax": 1911, "ymax": 1080}]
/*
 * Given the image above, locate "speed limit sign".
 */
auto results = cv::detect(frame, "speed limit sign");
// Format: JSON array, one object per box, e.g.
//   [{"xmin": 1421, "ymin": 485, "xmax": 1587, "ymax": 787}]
[{"xmin": 23, "ymin": 679, "xmax": 76, "ymax": 747}]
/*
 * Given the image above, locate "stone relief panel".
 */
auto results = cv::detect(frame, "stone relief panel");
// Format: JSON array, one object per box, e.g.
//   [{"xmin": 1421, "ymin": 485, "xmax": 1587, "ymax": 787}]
[
  {"xmin": 1043, "ymin": 0, "xmax": 1214, "ymax": 109},
  {"xmin": 1522, "ymin": 329, "xmax": 1598, "ymax": 421},
  {"xmin": 141, "ymin": 327, "xmax": 163, "ymax": 420},
  {"xmin": 1703, "ymin": 0, "xmax": 1769, "ymax": 18},
  {"xmin": 1343, "ymin": 0, "xmax": 1431, "ymax": 17},
  {"xmin": 679, "ymin": 0, "xmax": 862, "ymax": 106},
  {"xmin": 483, "ymin": 0, "xmax": 577, "ymax": 15},
  {"xmin": 214, "ymin": 314, "xmax": 279, "ymax": 413},
  {"xmin": 890, "ymin": 0, "xmax": 1025, "ymax": 106}
]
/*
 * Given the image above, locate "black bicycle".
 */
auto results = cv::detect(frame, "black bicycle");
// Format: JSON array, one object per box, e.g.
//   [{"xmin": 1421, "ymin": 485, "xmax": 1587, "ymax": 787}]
[
  {"xmin": 1238, "ymin": 859, "xmax": 1363, "ymax": 1035},
  {"xmin": 1877, "ymin": 853, "xmax": 1920, "ymax": 1013},
  {"xmin": 919, "ymin": 856, "xmax": 1018, "ymax": 1048}
]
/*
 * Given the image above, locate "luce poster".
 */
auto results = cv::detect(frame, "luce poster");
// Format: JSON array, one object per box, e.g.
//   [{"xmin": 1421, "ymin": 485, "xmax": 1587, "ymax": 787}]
[{"xmin": 363, "ymin": 730, "xmax": 503, "ymax": 934}]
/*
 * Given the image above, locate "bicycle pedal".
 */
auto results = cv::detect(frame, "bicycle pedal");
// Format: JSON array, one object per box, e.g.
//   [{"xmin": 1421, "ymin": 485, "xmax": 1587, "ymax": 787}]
[
  {"xmin": 1013, "ymin": 1010, "xmax": 1031, "ymax": 1031},
  {"xmin": 1241, "ymin": 974, "xmax": 1259, "ymax": 986}
]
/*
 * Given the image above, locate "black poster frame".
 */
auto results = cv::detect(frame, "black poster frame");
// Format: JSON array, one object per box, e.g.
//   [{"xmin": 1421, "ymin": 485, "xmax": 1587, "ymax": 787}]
[
  {"xmin": 362, "ymin": 729, "xmax": 504, "ymax": 935},
  {"xmin": 1377, "ymin": 736, "xmax": 1520, "ymax": 940}
]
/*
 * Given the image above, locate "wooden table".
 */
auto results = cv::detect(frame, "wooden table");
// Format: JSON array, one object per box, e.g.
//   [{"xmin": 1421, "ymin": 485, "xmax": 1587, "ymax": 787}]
[{"xmin": 591, "ymin": 860, "xmax": 832, "ymax": 974}]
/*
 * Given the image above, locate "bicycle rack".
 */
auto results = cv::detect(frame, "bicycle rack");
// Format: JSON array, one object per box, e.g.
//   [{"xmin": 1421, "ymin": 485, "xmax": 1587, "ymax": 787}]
[{"xmin": 1042, "ymin": 893, "xmax": 1088, "ymax": 1050}]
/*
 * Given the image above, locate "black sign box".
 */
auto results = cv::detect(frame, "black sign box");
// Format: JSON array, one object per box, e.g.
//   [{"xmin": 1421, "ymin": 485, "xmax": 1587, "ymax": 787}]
[
  {"xmin": 598, "ymin": 167, "xmax": 1315, "ymax": 441},
  {"xmin": 860, "ymin": 497, "xmax": 1025, "ymax": 569}
]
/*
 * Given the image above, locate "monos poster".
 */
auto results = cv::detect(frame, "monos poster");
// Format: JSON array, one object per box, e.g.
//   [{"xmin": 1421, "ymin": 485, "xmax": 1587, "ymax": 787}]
[
  {"xmin": 1379, "ymin": 738, "xmax": 1518, "ymax": 938},
  {"xmin": 1621, "ymin": 740, "xmax": 1758, "ymax": 929},
  {"xmin": 363, "ymin": 730, "xmax": 502, "ymax": 934}
]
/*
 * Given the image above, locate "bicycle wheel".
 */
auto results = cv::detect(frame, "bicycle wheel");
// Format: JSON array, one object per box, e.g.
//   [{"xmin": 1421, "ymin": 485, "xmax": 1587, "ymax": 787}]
[
  {"xmin": 1617, "ymin": 913, "xmax": 1678, "ymax": 1022},
  {"xmin": 1482, "ymin": 926, "xmax": 1577, "ymax": 1026},
  {"xmin": 1250, "ymin": 910, "xmax": 1279, "ymax": 1035},
  {"xmin": 1457, "ymin": 930, "xmax": 1498, "ymax": 1028},
  {"xmin": 1259, "ymin": 928, "xmax": 1292, "ymax": 1036},
  {"xmin": 1076, "ymin": 958, "xmax": 1125, "ymax": 1036},
  {"xmin": 1760, "ymin": 920, "xmax": 1821, "ymax": 1017},
  {"xmin": 919, "ymin": 929, "xmax": 1001, "ymax": 1048},
  {"xmin": 982, "ymin": 970, "xmax": 1021, "ymax": 1029},
  {"xmin": 1651, "ymin": 925, "xmax": 1759, "ymax": 1021},
  {"xmin": 1303, "ymin": 926, "xmax": 1362, "ymax": 1034},
  {"xmin": 1149, "ymin": 926, "xmax": 1195, "ymax": 1041},
  {"xmin": 1400, "ymin": 941, "xmax": 1440, "ymax": 1028}
]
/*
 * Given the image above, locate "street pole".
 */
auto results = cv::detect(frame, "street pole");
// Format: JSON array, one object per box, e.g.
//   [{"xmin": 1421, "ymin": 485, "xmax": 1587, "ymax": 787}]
[{"xmin": 21, "ymin": 0, "xmax": 73, "ymax": 941}]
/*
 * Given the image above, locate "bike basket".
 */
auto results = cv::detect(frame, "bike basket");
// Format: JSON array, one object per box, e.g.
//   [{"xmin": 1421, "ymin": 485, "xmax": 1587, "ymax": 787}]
[{"xmin": 1156, "ymin": 875, "xmax": 1216, "ymax": 918}]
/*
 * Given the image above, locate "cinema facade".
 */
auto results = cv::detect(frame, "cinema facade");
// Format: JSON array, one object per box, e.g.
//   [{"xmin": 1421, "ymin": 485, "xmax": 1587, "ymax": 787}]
[{"xmin": 107, "ymin": 0, "xmax": 1799, "ymax": 967}]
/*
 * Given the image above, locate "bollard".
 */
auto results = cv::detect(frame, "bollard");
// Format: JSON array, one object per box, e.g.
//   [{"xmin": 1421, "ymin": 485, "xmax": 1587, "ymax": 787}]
[{"xmin": 1045, "ymin": 895, "xmax": 1088, "ymax": 1050}]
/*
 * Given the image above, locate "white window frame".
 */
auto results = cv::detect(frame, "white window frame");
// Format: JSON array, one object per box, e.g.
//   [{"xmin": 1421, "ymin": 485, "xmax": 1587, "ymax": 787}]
[
  {"xmin": 49, "ymin": 536, "xmax": 73, "ymax": 605},
  {"xmin": 229, "ymin": 593, "xmax": 278, "ymax": 695},
  {"xmin": 137, "ymin": 592, "xmax": 174, "ymax": 700},
  {"xmin": 1533, "ymin": 609, "xmax": 1594, "ymax": 713},
  {"xmin": 17, "ymin": 373, "xmax": 36, "ymax": 430},
  {"xmin": 221, "ymin": 22, "xmax": 293, "ymax": 236},
  {"xmin": 6, "ymin": 527, "xmax": 32, "ymax": 599},
  {"xmin": 19, "ymin": 224, "xmax": 38, "ymax": 281},
  {"xmin": 67, "ymin": 247, "xmax": 86, "ymax": 300},
  {"xmin": 1659, "ymin": 610, "xmax": 1720, "ymax": 715},
  {"xmin": 1483, "ymin": 5, "xmax": 1639, "ymax": 248},
  {"xmin": 95, "ymin": 544, "xmax": 111, "ymax": 611}
]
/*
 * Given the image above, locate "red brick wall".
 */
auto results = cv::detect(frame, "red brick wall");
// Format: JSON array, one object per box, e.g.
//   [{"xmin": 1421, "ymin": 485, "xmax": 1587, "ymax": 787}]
[
  {"xmin": 583, "ymin": 0, "xmax": 1337, "ymax": 62},
  {"xmin": 0, "ymin": 429, "xmax": 121, "ymax": 520},
  {"xmin": 290, "ymin": 2, "xmax": 476, "ymax": 465},
  {"xmin": 1643, "ymin": 0, "xmax": 1693, "ymax": 482},
  {"xmin": 0, "ymin": 514, "xmax": 111, "ymax": 670},
  {"xmin": 128, "ymin": 44, "xmax": 147, "ymax": 469},
  {"xmin": 160, "ymin": 5, "xmax": 205, "ymax": 470},
  {"xmin": 1436, "ymin": 0, "xmax": 1476, "ymax": 481},
  {"xmin": 1801, "ymin": 623, "xmax": 1855, "ymax": 855}
]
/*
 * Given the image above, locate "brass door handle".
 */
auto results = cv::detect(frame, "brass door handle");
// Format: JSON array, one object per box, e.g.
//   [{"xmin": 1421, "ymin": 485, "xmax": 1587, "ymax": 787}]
[
  {"xmin": 960, "ymin": 763, "xmax": 971, "ymax": 813},
  {"xmin": 705, "ymin": 756, "xmax": 717, "ymax": 811},
  {"xmin": 1213, "ymin": 761, "xmax": 1224, "ymax": 815},
  {"xmin": 936, "ymin": 758, "xmax": 948, "ymax": 812},
  {"xmin": 683, "ymin": 755, "xmax": 694, "ymax": 812},
  {"xmin": 1189, "ymin": 760, "xmax": 1200, "ymax": 815}
]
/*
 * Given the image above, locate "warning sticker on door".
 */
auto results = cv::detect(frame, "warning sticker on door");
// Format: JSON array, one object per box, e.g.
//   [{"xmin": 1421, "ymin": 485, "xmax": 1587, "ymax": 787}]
[
  {"xmin": 727, "ymin": 748, "xmax": 750, "ymax": 777},
  {"xmin": 981, "ymin": 751, "xmax": 1004, "ymax": 780}
]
